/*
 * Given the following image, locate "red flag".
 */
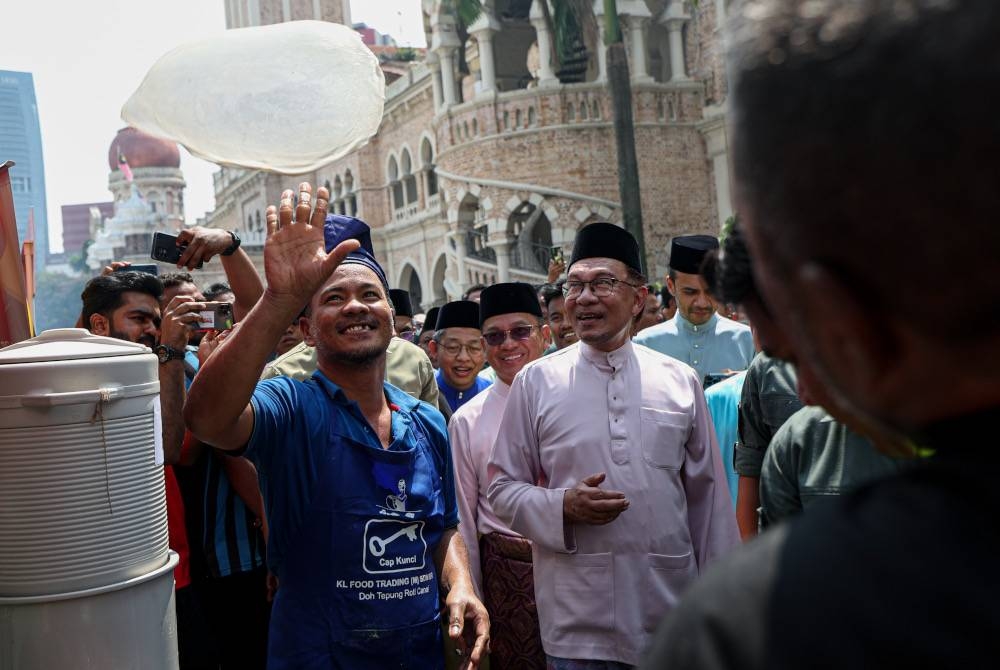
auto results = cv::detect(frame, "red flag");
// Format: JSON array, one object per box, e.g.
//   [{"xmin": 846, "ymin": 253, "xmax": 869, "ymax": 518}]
[
  {"xmin": 118, "ymin": 150, "xmax": 134, "ymax": 182},
  {"xmin": 0, "ymin": 160, "xmax": 33, "ymax": 347}
]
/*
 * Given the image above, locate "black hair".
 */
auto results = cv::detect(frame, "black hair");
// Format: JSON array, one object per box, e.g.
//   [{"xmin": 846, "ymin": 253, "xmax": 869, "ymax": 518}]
[
  {"xmin": 728, "ymin": 0, "xmax": 1000, "ymax": 337},
  {"xmin": 541, "ymin": 283, "xmax": 563, "ymax": 308},
  {"xmin": 462, "ymin": 284, "xmax": 487, "ymax": 300},
  {"xmin": 203, "ymin": 282, "xmax": 233, "ymax": 301},
  {"xmin": 159, "ymin": 271, "xmax": 197, "ymax": 291},
  {"xmin": 81, "ymin": 272, "xmax": 163, "ymax": 327}
]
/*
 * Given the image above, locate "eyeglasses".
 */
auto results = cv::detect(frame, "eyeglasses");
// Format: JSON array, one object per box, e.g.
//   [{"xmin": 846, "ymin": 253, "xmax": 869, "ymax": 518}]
[
  {"xmin": 562, "ymin": 278, "xmax": 640, "ymax": 298},
  {"xmin": 439, "ymin": 342, "xmax": 485, "ymax": 357},
  {"xmin": 483, "ymin": 325, "xmax": 536, "ymax": 347}
]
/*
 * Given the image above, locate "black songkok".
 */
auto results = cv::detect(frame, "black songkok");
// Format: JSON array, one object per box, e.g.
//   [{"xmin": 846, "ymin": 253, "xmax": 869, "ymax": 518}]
[
  {"xmin": 669, "ymin": 234, "xmax": 720, "ymax": 275},
  {"xmin": 478, "ymin": 282, "xmax": 542, "ymax": 328},
  {"xmin": 435, "ymin": 300, "xmax": 480, "ymax": 331},
  {"xmin": 388, "ymin": 289, "xmax": 413, "ymax": 317},
  {"xmin": 422, "ymin": 307, "xmax": 440, "ymax": 333},
  {"xmin": 569, "ymin": 222, "xmax": 643, "ymax": 275}
]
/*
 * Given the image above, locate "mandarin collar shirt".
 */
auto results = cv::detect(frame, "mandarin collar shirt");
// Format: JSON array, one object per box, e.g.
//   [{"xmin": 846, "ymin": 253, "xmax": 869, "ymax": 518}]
[
  {"xmin": 447, "ymin": 378, "xmax": 518, "ymax": 597},
  {"xmin": 634, "ymin": 312, "xmax": 755, "ymax": 383},
  {"xmin": 487, "ymin": 340, "xmax": 739, "ymax": 665}
]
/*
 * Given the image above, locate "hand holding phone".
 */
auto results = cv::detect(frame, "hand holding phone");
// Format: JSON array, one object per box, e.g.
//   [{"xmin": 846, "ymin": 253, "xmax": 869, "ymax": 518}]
[
  {"xmin": 151, "ymin": 232, "xmax": 204, "ymax": 269},
  {"xmin": 195, "ymin": 302, "xmax": 234, "ymax": 331}
]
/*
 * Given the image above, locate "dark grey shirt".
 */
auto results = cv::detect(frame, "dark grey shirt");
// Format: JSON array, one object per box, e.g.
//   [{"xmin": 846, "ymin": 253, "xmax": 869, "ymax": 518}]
[
  {"xmin": 759, "ymin": 406, "xmax": 903, "ymax": 527},
  {"xmin": 734, "ymin": 353, "xmax": 802, "ymax": 477}
]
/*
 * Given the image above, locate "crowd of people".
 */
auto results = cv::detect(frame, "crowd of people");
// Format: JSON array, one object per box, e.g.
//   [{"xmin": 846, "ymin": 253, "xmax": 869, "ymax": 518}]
[{"xmin": 60, "ymin": 1, "xmax": 1000, "ymax": 668}]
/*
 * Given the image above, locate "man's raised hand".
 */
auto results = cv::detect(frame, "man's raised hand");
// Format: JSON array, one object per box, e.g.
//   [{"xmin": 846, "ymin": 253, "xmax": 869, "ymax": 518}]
[{"xmin": 262, "ymin": 182, "xmax": 360, "ymax": 307}]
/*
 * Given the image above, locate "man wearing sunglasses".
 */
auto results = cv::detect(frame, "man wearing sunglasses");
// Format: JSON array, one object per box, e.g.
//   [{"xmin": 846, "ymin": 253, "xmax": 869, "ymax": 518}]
[
  {"xmin": 430, "ymin": 300, "xmax": 492, "ymax": 412},
  {"xmin": 449, "ymin": 283, "xmax": 551, "ymax": 669},
  {"xmin": 487, "ymin": 222, "xmax": 738, "ymax": 668}
]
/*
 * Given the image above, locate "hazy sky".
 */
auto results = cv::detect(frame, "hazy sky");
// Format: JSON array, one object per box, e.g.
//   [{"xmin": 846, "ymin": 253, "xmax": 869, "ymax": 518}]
[{"xmin": 0, "ymin": 0, "xmax": 426, "ymax": 254}]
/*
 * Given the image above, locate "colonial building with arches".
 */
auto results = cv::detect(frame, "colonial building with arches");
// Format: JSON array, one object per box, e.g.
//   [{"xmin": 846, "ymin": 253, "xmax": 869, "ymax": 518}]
[{"xmin": 199, "ymin": 0, "xmax": 734, "ymax": 312}]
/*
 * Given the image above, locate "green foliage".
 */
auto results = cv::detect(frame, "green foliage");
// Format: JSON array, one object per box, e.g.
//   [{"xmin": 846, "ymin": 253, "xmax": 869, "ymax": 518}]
[
  {"xmin": 720, "ymin": 214, "xmax": 738, "ymax": 243},
  {"xmin": 67, "ymin": 239, "xmax": 92, "ymax": 274},
  {"xmin": 395, "ymin": 46, "xmax": 417, "ymax": 62},
  {"xmin": 33, "ymin": 271, "xmax": 88, "ymax": 332},
  {"xmin": 452, "ymin": 0, "xmax": 483, "ymax": 28}
]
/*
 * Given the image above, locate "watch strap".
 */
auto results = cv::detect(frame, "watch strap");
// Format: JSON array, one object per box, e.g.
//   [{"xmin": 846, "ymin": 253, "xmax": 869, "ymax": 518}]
[{"xmin": 221, "ymin": 230, "xmax": 241, "ymax": 256}]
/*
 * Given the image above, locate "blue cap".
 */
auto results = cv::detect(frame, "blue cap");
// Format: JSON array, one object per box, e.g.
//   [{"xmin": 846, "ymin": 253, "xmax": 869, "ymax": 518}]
[{"xmin": 323, "ymin": 214, "xmax": 389, "ymax": 292}]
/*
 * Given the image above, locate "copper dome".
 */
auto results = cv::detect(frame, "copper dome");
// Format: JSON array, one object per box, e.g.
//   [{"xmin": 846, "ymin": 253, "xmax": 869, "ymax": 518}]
[{"xmin": 108, "ymin": 127, "xmax": 181, "ymax": 172}]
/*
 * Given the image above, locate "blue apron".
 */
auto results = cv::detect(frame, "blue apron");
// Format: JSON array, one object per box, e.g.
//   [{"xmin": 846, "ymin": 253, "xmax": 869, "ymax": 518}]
[{"xmin": 267, "ymin": 388, "xmax": 447, "ymax": 669}]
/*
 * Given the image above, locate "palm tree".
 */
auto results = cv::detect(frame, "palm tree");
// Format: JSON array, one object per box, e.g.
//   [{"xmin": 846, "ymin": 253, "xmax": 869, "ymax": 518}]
[{"xmin": 452, "ymin": 0, "xmax": 647, "ymax": 261}]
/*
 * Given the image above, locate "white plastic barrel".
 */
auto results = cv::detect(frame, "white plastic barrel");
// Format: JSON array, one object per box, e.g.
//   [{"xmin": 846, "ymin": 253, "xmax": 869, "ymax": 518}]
[{"xmin": 0, "ymin": 328, "xmax": 177, "ymax": 669}]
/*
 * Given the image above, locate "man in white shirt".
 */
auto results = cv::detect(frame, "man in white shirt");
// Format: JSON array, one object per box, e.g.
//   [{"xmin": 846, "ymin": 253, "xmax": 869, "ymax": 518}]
[
  {"xmin": 488, "ymin": 222, "xmax": 739, "ymax": 668},
  {"xmin": 449, "ymin": 282, "xmax": 550, "ymax": 669}
]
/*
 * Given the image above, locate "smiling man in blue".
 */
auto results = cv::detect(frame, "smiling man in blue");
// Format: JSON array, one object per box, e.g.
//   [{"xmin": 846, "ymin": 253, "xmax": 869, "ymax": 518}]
[
  {"xmin": 635, "ymin": 235, "xmax": 754, "ymax": 385},
  {"xmin": 185, "ymin": 183, "xmax": 489, "ymax": 669}
]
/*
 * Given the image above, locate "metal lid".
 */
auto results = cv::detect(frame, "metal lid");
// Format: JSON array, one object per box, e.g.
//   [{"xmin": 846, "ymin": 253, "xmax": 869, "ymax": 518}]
[{"xmin": 0, "ymin": 329, "xmax": 150, "ymax": 364}]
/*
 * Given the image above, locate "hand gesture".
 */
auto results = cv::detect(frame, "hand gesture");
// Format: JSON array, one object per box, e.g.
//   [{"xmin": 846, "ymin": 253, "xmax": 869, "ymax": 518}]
[
  {"xmin": 445, "ymin": 583, "xmax": 490, "ymax": 669},
  {"xmin": 160, "ymin": 295, "xmax": 205, "ymax": 349},
  {"xmin": 547, "ymin": 256, "xmax": 566, "ymax": 283},
  {"xmin": 196, "ymin": 325, "xmax": 235, "ymax": 367},
  {"xmin": 563, "ymin": 472, "xmax": 629, "ymax": 525},
  {"xmin": 176, "ymin": 227, "xmax": 236, "ymax": 270},
  {"xmin": 262, "ymin": 182, "xmax": 360, "ymax": 308}
]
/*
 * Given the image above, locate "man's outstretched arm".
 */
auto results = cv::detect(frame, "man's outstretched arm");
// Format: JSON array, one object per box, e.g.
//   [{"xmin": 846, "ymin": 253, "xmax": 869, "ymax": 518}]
[{"xmin": 184, "ymin": 182, "xmax": 359, "ymax": 450}]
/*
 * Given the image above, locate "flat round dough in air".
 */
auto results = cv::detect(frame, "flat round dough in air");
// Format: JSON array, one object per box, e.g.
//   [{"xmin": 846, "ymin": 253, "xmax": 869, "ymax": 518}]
[{"xmin": 122, "ymin": 20, "xmax": 385, "ymax": 174}]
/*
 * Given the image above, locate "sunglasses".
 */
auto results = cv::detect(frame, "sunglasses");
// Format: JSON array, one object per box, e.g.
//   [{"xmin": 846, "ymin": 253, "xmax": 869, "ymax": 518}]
[{"xmin": 483, "ymin": 325, "xmax": 536, "ymax": 347}]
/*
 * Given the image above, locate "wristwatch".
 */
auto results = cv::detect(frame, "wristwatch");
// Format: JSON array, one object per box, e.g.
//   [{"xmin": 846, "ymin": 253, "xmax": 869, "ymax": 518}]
[
  {"xmin": 221, "ymin": 230, "xmax": 241, "ymax": 256},
  {"xmin": 154, "ymin": 344, "xmax": 184, "ymax": 364}
]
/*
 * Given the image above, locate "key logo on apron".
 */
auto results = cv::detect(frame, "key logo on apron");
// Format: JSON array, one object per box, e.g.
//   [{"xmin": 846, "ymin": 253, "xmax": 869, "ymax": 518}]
[{"xmin": 363, "ymin": 519, "xmax": 428, "ymax": 574}]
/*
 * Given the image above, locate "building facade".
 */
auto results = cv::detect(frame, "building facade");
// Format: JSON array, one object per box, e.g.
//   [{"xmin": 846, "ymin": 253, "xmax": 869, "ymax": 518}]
[
  {"xmin": 61, "ymin": 201, "xmax": 113, "ymax": 257},
  {"xmin": 202, "ymin": 0, "xmax": 735, "ymax": 312},
  {"xmin": 0, "ymin": 70, "xmax": 49, "ymax": 273},
  {"xmin": 87, "ymin": 127, "xmax": 187, "ymax": 270}
]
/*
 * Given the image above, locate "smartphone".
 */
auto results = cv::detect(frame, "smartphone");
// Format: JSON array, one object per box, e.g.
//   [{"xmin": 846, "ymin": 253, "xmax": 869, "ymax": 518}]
[
  {"xmin": 114, "ymin": 264, "xmax": 159, "ymax": 276},
  {"xmin": 195, "ymin": 302, "xmax": 234, "ymax": 331},
  {"xmin": 550, "ymin": 245, "xmax": 564, "ymax": 263},
  {"xmin": 703, "ymin": 372, "xmax": 736, "ymax": 389},
  {"xmin": 151, "ymin": 231, "xmax": 203, "ymax": 269}
]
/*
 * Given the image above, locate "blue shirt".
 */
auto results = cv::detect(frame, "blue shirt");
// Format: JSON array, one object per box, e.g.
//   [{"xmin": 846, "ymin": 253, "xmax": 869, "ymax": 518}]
[
  {"xmin": 705, "ymin": 371, "xmax": 748, "ymax": 507},
  {"xmin": 634, "ymin": 312, "xmax": 755, "ymax": 384},
  {"xmin": 247, "ymin": 371, "xmax": 458, "ymax": 576},
  {"xmin": 435, "ymin": 369, "xmax": 492, "ymax": 412}
]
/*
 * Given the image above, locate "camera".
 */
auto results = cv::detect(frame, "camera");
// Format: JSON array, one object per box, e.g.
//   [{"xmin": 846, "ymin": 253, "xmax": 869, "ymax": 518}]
[
  {"xmin": 195, "ymin": 302, "xmax": 234, "ymax": 331},
  {"xmin": 151, "ymin": 231, "xmax": 203, "ymax": 269}
]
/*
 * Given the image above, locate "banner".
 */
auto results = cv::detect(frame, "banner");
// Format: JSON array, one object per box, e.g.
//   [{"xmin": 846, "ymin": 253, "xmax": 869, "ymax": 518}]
[{"xmin": 0, "ymin": 160, "xmax": 33, "ymax": 348}]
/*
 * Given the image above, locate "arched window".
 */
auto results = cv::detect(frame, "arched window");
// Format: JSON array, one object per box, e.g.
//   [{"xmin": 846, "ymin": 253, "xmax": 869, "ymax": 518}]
[
  {"xmin": 401, "ymin": 149, "xmax": 417, "ymax": 205},
  {"xmin": 256, "ymin": 210, "xmax": 262, "ymax": 230},
  {"xmin": 421, "ymin": 137, "xmax": 438, "ymax": 197},
  {"xmin": 246, "ymin": 214, "xmax": 253, "ymax": 230},
  {"xmin": 388, "ymin": 156, "xmax": 403, "ymax": 211},
  {"xmin": 344, "ymin": 170, "xmax": 357, "ymax": 216}
]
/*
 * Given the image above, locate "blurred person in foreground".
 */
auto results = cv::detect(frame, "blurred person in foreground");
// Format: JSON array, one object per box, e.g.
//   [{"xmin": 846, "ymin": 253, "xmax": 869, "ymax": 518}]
[
  {"xmin": 449, "ymin": 283, "xmax": 550, "ymax": 669},
  {"xmin": 488, "ymin": 222, "xmax": 738, "ymax": 668},
  {"xmin": 643, "ymin": 2, "xmax": 1000, "ymax": 666},
  {"xmin": 185, "ymin": 183, "xmax": 488, "ymax": 669}
]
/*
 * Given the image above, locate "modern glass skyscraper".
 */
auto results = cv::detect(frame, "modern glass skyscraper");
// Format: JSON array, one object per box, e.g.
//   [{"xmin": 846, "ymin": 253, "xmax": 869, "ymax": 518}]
[{"xmin": 0, "ymin": 70, "xmax": 48, "ymax": 272}]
